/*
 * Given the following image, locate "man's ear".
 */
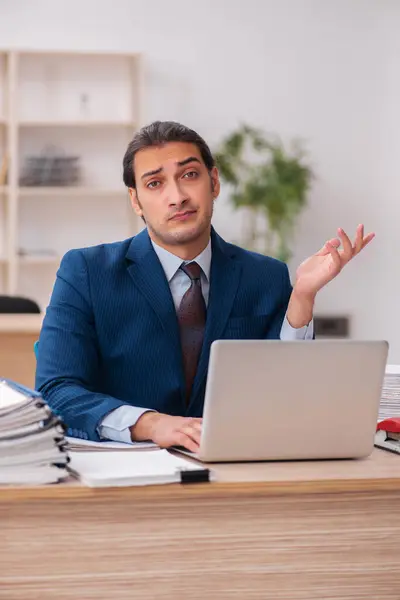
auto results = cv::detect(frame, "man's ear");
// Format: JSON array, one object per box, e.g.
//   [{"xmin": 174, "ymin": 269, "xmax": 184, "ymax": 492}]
[
  {"xmin": 210, "ymin": 166, "xmax": 220, "ymax": 199},
  {"xmin": 129, "ymin": 188, "xmax": 143, "ymax": 218}
]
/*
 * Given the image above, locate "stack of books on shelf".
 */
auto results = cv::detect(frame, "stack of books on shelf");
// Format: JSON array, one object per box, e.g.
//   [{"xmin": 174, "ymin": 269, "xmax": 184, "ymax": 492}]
[
  {"xmin": 375, "ymin": 365, "xmax": 400, "ymax": 455},
  {"xmin": 0, "ymin": 379, "xmax": 69, "ymax": 485}
]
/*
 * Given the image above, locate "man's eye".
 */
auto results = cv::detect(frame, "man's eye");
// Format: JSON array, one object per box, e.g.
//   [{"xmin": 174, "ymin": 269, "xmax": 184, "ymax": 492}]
[
  {"xmin": 183, "ymin": 171, "xmax": 198, "ymax": 179},
  {"xmin": 147, "ymin": 180, "xmax": 161, "ymax": 189}
]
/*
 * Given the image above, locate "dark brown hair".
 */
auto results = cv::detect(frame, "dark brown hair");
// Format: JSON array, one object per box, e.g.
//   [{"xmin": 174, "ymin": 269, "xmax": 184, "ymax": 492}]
[{"xmin": 122, "ymin": 120, "xmax": 215, "ymax": 188}]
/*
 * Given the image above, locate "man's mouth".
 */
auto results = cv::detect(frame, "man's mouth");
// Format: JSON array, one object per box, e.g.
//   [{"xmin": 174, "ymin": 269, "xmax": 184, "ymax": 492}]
[{"xmin": 169, "ymin": 210, "xmax": 197, "ymax": 221}]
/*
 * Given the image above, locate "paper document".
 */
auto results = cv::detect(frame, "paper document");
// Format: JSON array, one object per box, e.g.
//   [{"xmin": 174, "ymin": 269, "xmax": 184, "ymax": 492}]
[
  {"xmin": 65, "ymin": 436, "xmax": 157, "ymax": 451},
  {"xmin": 385, "ymin": 365, "xmax": 400, "ymax": 375},
  {"xmin": 69, "ymin": 449, "xmax": 211, "ymax": 487},
  {"xmin": 0, "ymin": 380, "xmax": 30, "ymax": 409},
  {"xmin": 379, "ymin": 364, "xmax": 400, "ymax": 422},
  {"xmin": 0, "ymin": 379, "xmax": 68, "ymax": 485}
]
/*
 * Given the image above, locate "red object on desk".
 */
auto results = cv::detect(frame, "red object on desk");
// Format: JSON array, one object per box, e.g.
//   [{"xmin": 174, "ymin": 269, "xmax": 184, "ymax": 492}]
[{"xmin": 377, "ymin": 417, "xmax": 400, "ymax": 433}]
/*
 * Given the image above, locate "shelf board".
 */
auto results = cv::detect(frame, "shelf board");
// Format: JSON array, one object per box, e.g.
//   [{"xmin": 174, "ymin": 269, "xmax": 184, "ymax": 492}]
[
  {"xmin": 0, "ymin": 256, "xmax": 59, "ymax": 265},
  {"xmin": 18, "ymin": 49, "xmax": 140, "ymax": 58},
  {"xmin": 18, "ymin": 255, "xmax": 61, "ymax": 265},
  {"xmin": 0, "ymin": 314, "xmax": 44, "ymax": 333},
  {"xmin": 18, "ymin": 187, "xmax": 127, "ymax": 197},
  {"xmin": 18, "ymin": 120, "xmax": 136, "ymax": 128}
]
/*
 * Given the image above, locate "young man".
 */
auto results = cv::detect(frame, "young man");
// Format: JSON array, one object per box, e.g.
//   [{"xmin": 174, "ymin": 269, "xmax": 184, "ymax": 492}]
[{"xmin": 35, "ymin": 121, "xmax": 374, "ymax": 451}]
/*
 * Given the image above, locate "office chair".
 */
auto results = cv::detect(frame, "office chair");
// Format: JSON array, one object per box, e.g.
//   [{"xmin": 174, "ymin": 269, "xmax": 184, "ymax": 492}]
[{"xmin": 0, "ymin": 295, "xmax": 41, "ymax": 314}]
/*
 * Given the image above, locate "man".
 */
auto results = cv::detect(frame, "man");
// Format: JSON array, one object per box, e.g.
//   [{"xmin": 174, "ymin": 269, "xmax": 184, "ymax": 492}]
[{"xmin": 35, "ymin": 121, "xmax": 374, "ymax": 451}]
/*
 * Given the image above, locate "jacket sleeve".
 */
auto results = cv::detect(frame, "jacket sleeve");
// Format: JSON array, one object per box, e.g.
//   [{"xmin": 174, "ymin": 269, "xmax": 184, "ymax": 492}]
[
  {"xmin": 265, "ymin": 262, "xmax": 294, "ymax": 339},
  {"xmin": 35, "ymin": 249, "xmax": 130, "ymax": 441}
]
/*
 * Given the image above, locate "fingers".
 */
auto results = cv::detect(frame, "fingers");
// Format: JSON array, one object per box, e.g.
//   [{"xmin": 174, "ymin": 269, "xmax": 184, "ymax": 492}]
[
  {"xmin": 326, "ymin": 242, "xmax": 342, "ymax": 271},
  {"xmin": 337, "ymin": 225, "xmax": 375, "ymax": 262},
  {"xmin": 189, "ymin": 421, "xmax": 202, "ymax": 435},
  {"xmin": 182, "ymin": 422, "xmax": 202, "ymax": 444},
  {"xmin": 317, "ymin": 224, "xmax": 370, "ymax": 261},
  {"xmin": 316, "ymin": 237, "xmax": 340, "ymax": 256},
  {"xmin": 337, "ymin": 228, "xmax": 353, "ymax": 262},
  {"xmin": 342, "ymin": 224, "xmax": 375, "ymax": 255},
  {"xmin": 353, "ymin": 224, "xmax": 364, "ymax": 254},
  {"xmin": 173, "ymin": 418, "xmax": 202, "ymax": 452},
  {"xmin": 352, "ymin": 224, "xmax": 375, "ymax": 254},
  {"xmin": 361, "ymin": 232, "xmax": 375, "ymax": 249},
  {"xmin": 175, "ymin": 431, "xmax": 200, "ymax": 453}
]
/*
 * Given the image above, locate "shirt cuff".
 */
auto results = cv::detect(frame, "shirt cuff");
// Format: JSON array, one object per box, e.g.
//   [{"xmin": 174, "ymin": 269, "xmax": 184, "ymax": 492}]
[
  {"xmin": 98, "ymin": 406, "xmax": 154, "ymax": 444},
  {"xmin": 280, "ymin": 316, "xmax": 314, "ymax": 340}
]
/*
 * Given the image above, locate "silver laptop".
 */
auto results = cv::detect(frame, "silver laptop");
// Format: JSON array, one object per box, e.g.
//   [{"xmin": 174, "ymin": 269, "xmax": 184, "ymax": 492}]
[{"xmin": 180, "ymin": 339, "xmax": 388, "ymax": 462}]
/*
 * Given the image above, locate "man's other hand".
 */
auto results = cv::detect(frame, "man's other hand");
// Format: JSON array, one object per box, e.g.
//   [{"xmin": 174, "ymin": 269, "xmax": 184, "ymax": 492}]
[{"xmin": 130, "ymin": 412, "xmax": 202, "ymax": 453}]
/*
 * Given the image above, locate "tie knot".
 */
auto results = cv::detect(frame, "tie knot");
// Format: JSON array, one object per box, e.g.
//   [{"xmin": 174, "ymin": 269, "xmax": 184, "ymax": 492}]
[{"xmin": 180, "ymin": 261, "xmax": 202, "ymax": 281}]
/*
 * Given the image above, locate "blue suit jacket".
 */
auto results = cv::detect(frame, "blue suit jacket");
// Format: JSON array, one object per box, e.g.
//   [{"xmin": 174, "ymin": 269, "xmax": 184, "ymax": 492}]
[{"xmin": 35, "ymin": 228, "xmax": 293, "ymax": 441}]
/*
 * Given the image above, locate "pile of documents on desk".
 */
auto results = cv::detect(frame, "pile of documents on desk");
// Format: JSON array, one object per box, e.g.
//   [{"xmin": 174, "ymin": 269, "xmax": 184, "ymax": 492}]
[
  {"xmin": 0, "ymin": 379, "xmax": 69, "ymax": 484},
  {"xmin": 375, "ymin": 365, "xmax": 400, "ymax": 454},
  {"xmin": 378, "ymin": 365, "xmax": 400, "ymax": 421}
]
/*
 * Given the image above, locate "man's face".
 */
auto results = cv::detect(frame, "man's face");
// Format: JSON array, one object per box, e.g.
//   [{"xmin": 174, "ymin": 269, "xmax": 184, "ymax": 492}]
[{"xmin": 129, "ymin": 142, "xmax": 220, "ymax": 250}]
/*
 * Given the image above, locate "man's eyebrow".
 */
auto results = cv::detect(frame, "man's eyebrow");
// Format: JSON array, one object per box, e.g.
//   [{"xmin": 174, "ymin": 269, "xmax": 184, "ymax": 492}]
[
  {"xmin": 141, "ymin": 167, "xmax": 163, "ymax": 180},
  {"xmin": 177, "ymin": 156, "xmax": 201, "ymax": 167},
  {"xmin": 140, "ymin": 157, "xmax": 201, "ymax": 180}
]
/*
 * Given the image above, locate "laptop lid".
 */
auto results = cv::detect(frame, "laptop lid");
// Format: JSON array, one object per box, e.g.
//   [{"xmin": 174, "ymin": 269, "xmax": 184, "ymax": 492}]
[{"xmin": 198, "ymin": 340, "xmax": 388, "ymax": 462}]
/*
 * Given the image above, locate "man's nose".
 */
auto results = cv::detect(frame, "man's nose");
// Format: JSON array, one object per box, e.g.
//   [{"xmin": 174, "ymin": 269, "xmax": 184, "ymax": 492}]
[{"xmin": 167, "ymin": 180, "xmax": 188, "ymax": 207}]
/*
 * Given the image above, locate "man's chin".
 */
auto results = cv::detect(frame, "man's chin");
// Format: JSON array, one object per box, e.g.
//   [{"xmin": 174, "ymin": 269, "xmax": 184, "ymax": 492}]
[
  {"xmin": 170, "ymin": 228, "xmax": 204, "ymax": 244},
  {"xmin": 157, "ymin": 221, "xmax": 209, "ymax": 245},
  {"xmin": 168, "ymin": 222, "xmax": 207, "ymax": 243}
]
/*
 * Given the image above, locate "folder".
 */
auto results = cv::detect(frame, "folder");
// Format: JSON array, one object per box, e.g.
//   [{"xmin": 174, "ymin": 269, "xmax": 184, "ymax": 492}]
[{"xmin": 69, "ymin": 449, "xmax": 212, "ymax": 487}]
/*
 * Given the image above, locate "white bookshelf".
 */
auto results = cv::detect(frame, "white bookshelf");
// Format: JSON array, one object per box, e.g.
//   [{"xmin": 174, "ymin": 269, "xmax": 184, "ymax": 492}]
[
  {"xmin": 19, "ymin": 120, "xmax": 137, "ymax": 128},
  {"xmin": 18, "ymin": 255, "xmax": 62, "ymax": 265},
  {"xmin": 0, "ymin": 49, "xmax": 143, "ymax": 310},
  {"xmin": 19, "ymin": 186, "xmax": 127, "ymax": 198}
]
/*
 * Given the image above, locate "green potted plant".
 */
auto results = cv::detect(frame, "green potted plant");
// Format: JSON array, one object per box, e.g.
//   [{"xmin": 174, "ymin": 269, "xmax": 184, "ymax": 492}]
[{"xmin": 214, "ymin": 124, "xmax": 314, "ymax": 263}]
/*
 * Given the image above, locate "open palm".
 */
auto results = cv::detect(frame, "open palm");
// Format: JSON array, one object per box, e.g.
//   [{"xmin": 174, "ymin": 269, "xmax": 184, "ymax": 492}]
[{"xmin": 294, "ymin": 225, "xmax": 375, "ymax": 297}]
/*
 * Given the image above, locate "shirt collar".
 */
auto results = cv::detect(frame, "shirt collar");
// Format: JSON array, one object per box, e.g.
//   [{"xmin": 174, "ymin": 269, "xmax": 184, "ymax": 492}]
[{"xmin": 151, "ymin": 238, "xmax": 212, "ymax": 282}]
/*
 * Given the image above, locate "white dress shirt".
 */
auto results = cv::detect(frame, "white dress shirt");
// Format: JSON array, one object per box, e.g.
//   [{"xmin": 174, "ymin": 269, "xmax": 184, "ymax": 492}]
[{"xmin": 99, "ymin": 239, "xmax": 313, "ymax": 443}]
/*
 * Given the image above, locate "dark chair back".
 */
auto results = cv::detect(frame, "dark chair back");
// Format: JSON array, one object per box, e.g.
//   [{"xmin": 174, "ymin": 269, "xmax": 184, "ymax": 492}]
[{"xmin": 0, "ymin": 295, "xmax": 41, "ymax": 314}]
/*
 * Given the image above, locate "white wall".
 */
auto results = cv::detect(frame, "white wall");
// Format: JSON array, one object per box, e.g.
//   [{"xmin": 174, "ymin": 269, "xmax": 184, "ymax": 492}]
[{"xmin": 0, "ymin": 0, "xmax": 399, "ymax": 360}]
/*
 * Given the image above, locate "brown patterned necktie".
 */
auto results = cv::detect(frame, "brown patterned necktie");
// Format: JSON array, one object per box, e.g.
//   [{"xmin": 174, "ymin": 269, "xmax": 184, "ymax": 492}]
[{"xmin": 177, "ymin": 262, "xmax": 206, "ymax": 404}]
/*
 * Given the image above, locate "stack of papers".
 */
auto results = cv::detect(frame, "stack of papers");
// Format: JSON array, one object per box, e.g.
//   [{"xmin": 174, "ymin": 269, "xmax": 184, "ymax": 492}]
[
  {"xmin": 0, "ymin": 379, "xmax": 69, "ymax": 485},
  {"xmin": 378, "ymin": 365, "xmax": 400, "ymax": 422}
]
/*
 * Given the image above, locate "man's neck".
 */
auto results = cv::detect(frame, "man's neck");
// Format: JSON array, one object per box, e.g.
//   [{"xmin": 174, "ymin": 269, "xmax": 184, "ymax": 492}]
[{"xmin": 149, "ymin": 231, "xmax": 211, "ymax": 261}]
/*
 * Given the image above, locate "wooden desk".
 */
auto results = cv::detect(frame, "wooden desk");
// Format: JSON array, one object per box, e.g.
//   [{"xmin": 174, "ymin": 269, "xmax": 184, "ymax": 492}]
[
  {"xmin": 1, "ymin": 448, "xmax": 400, "ymax": 599},
  {"xmin": 0, "ymin": 314, "xmax": 43, "ymax": 387}
]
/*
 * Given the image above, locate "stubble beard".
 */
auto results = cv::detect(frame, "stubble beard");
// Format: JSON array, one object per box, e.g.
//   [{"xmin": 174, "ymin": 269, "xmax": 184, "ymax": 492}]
[{"xmin": 146, "ymin": 202, "xmax": 214, "ymax": 247}]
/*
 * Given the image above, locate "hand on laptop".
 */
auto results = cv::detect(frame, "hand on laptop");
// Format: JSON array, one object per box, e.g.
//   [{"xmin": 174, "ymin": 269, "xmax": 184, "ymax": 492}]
[{"xmin": 130, "ymin": 412, "xmax": 202, "ymax": 452}]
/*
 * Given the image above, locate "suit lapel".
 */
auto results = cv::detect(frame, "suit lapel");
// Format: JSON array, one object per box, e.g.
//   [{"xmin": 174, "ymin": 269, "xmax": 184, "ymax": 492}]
[
  {"xmin": 125, "ymin": 230, "xmax": 185, "ymax": 397},
  {"xmin": 190, "ymin": 230, "xmax": 242, "ymax": 404},
  {"xmin": 125, "ymin": 228, "xmax": 242, "ymax": 409}
]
